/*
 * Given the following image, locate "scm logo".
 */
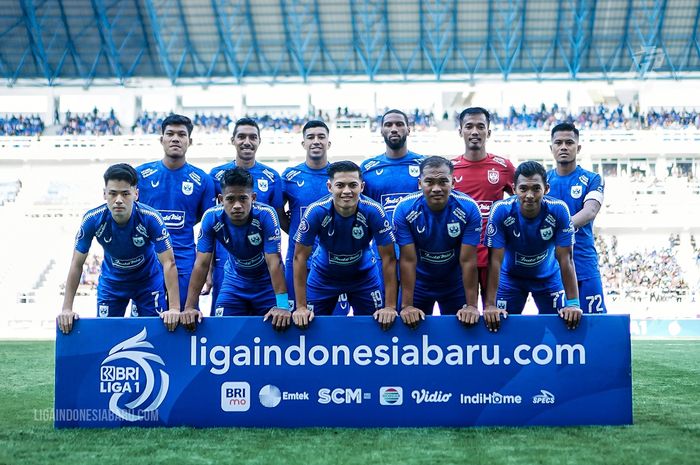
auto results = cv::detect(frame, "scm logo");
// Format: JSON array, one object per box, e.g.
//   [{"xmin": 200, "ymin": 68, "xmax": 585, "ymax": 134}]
[
  {"xmin": 221, "ymin": 382, "xmax": 250, "ymax": 412},
  {"xmin": 318, "ymin": 388, "xmax": 371, "ymax": 404}
]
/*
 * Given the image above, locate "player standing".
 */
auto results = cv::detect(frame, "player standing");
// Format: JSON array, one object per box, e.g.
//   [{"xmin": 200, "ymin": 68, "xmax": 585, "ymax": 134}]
[
  {"xmin": 452, "ymin": 107, "xmax": 515, "ymax": 305},
  {"xmin": 135, "ymin": 115, "xmax": 216, "ymax": 310},
  {"xmin": 546, "ymin": 123, "xmax": 607, "ymax": 313},
  {"xmin": 57, "ymin": 164, "xmax": 180, "ymax": 334}
]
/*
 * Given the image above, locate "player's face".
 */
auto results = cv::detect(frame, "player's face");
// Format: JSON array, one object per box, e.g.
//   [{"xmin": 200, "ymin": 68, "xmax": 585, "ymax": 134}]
[
  {"xmin": 515, "ymin": 174, "xmax": 548, "ymax": 218},
  {"xmin": 104, "ymin": 180, "xmax": 138, "ymax": 225},
  {"xmin": 232, "ymin": 125, "xmax": 260, "ymax": 163},
  {"xmin": 459, "ymin": 113, "xmax": 491, "ymax": 151},
  {"xmin": 302, "ymin": 127, "xmax": 330, "ymax": 162},
  {"xmin": 160, "ymin": 124, "xmax": 191, "ymax": 159},
  {"xmin": 381, "ymin": 113, "xmax": 410, "ymax": 150},
  {"xmin": 419, "ymin": 164, "xmax": 453, "ymax": 211},
  {"xmin": 327, "ymin": 171, "xmax": 364, "ymax": 214},
  {"xmin": 550, "ymin": 130, "xmax": 581, "ymax": 165},
  {"xmin": 221, "ymin": 185, "xmax": 256, "ymax": 225}
]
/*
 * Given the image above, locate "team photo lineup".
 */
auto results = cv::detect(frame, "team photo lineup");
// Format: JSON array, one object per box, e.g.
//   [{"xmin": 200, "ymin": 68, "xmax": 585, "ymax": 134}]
[{"xmin": 56, "ymin": 106, "xmax": 603, "ymax": 334}]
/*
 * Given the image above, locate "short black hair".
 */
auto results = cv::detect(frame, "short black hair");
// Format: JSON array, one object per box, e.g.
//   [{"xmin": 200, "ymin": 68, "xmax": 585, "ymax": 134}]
[
  {"xmin": 459, "ymin": 107, "xmax": 491, "ymax": 127},
  {"xmin": 161, "ymin": 114, "xmax": 193, "ymax": 136},
  {"xmin": 104, "ymin": 163, "xmax": 138, "ymax": 186},
  {"xmin": 381, "ymin": 109, "xmax": 409, "ymax": 126},
  {"xmin": 514, "ymin": 161, "xmax": 547, "ymax": 185},
  {"xmin": 233, "ymin": 117, "xmax": 260, "ymax": 138},
  {"xmin": 302, "ymin": 120, "xmax": 329, "ymax": 136},
  {"xmin": 420, "ymin": 156, "xmax": 453, "ymax": 175},
  {"xmin": 551, "ymin": 122, "xmax": 579, "ymax": 139},
  {"xmin": 327, "ymin": 160, "xmax": 362, "ymax": 180},
  {"xmin": 221, "ymin": 167, "xmax": 254, "ymax": 190}
]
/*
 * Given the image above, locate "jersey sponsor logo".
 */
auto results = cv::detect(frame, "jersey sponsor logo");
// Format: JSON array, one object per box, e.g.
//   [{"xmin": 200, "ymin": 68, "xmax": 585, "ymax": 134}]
[
  {"xmin": 140, "ymin": 168, "xmax": 157, "ymax": 178},
  {"xmin": 262, "ymin": 169, "xmax": 276, "ymax": 181},
  {"xmin": 136, "ymin": 224, "xmax": 149, "ymax": 237},
  {"xmin": 477, "ymin": 200, "xmax": 493, "ymax": 217},
  {"xmin": 452, "ymin": 207, "xmax": 467, "ymax": 223},
  {"xmin": 532, "ymin": 390, "xmax": 555, "ymax": 404},
  {"xmin": 513, "ymin": 229, "xmax": 521, "ymax": 238},
  {"xmin": 248, "ymin": 233, "xmax": 262, "ymax": 246},
  {"xmin": 579, "ymin": 175, "xmax": 589, "ymax": 185},
  {"xmin": 257, "ymin": 179, "xmax": 269, "ymax": 192},
  {"xmin": 406, "ymin": 209, "xmax": 422, "ymax": 223},
  {"xmin": 95, "ymin": 222, "xmax": 107, "ymax": 238},
  {"xmin": 150, "ymin": 180, "xmax": 160, "ymax": 188},
  {"xmin": 493, "ymin": 156, "xmax": 508, "ymax": 168},
  {"xmin": 159, "ymin": 210, "xmax": 185, "ymax": 229},
  {"xmin": 545, "ymin": 214, "xmax": 557, "ymax": 227},
  {"xmin": 214, "ymin": 170, "xmax": 225, "ymax": 180},
  {"xmin": 327, "ymin": 227, "xmax": 335, "ymax": 237},
  {"xmin": 375, "ymin": 169, "xmax": 384, "ymax": 176},
  {"xmin": 285, "ymin": 170, "xmax": 301, "ymax": 181},
  {"xmin": 235, "ymin": 254, "xmax": 265, "ymax": 269},
  {"xmin": 296, "ymin": 180, "xmax": 305, "ymax": 187},
  {"xmin": 352, "ymin": 225, "xmax": 364, "ymax": 239},
  {"xmin": 455, "ymin": 176, "xmax": 463, "ymax": 183},
  {"xmin": 213, "ymin": 221, "xmax": 224, "ymax": 232},
  {"xmin": 188, "ymin": 172, "xmax": 202, "ymax": 185},
  {"xmin": 515, "ymin": 251, "xmax": 548, "ymax": 267},
  {"xmin": 157, "ymin": 228, "xmax": 169, "ymax": 242},
  {"xmin": 486, "ymin": 223, "xmax": 497, "ymax": 237},
  {"xmin": 328, "ymin": 250, "xmax": 362, "ymax": 265},
  {"xmin": 504, "ymin": 216, "xmax": 515, "ymax": 227},
  {"xmin": 416, "ymin": 224, "xmax": 426, "ymax": 234},
  {"xmin": 355, "ymin": 212, "xmax": 368, "ymax": 227},
  {"xmin": 321, "ymin": 215, "xmax": 332, "ymax": 228},
  {"xmin": 447, "ymin": 222, "xmax": 461, "ymax": 237},
  {"xmin": 419, "ymin": 249, "xmax": 455, "ymax": 264},
  {"xmin": 103, "ymin": 236, "xmax": 113, "ymax": 243},
  {"xmin": 112, "ymin": 255, "xmax": 145, "ymax": 270},
  {"xmin": 381, "ymin": 193, "xmax": 409, "ymax": 213},
  {"xmin": 132, "ymin": 236, "xmax": 145, "ymax": 247},
  {"xmin": 487, "ymin": 169, "xmax": 500, "ymax": 185},
  {"xmin": 540, "ymin": 226, "xmax": 553, "ymax": 240},
  {"xmin": 251, "ymin": 218, "xmax": 261, "ymax": 228},
  {"xmin": 408, "ymin": 165, "xmax": 420, "ymax": 177},
  {"xmin": 379, "ymin": 220, "xmax": 392, "ymax": 234},
  {"xmin": 182, "ymin": 181, "xmax": 194, "ymax": 196},
  {"xmin": 570, "ymin": 185, "xmax": 583, "ymax": 199},
  {"xmin": 363, "ymin": 160, "xmax": 381, "ymax": 171}
]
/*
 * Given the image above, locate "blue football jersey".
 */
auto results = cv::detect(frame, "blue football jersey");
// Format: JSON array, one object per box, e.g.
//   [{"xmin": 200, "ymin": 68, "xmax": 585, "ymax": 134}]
[
  {"xmin": 281, "ymin": 162, "xmax": 330, "ymax": 258},
  {"xmin": 209, "ymin": 161, "xmax": 283, "ymax": 209},
  {"xmin": 485, "ymin": 196, "xmax": 574, "ymax": 280},
  {"xmin": 294, "ymin": 194, "xmax": 395, "ymax": 280},
  {"xmin": 360, "ymin": 151, "xmax": 424, "ymax": 221},
  {"xmin": 75, "ymin": 202, "xmax": 172, "ymax": 284},
  {"xmin": 547, "ymin": 166, "xmax": 604, "ymax": 280},
  {"xmin": 393, "ymin": 192, "xmax": 482, "ymax": 285},
  {"xmin": 197, "ymin": 202, "xmax": 282, "ymax": 279},
  {"xmin": 136, "ymin": 161, "xmax": 215, "ymax": 270}
]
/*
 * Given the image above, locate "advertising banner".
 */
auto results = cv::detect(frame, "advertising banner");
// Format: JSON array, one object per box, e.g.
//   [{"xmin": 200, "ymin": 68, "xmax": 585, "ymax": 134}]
[{"xmin": 55, "ymin": 315, "xmax": 632, "ymax": 428}]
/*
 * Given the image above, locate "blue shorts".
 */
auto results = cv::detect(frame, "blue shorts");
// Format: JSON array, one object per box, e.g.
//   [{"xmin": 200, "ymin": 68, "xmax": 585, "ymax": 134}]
[
  {"xmin": 286, "ymin": 254, "xmax": 350, "ymax": 315},
  {"xmin": 496, "ymin": 274, "xmax": 564, "ymax": 315},
  {"xmin": 211, "ymin": 263, "xmax": 225, "ymax": 315},
  {"xmin": 97, "ymin": 276, "xmax": 166, "ymax": 317},
  {"xmin": 214, "ymin": 271, "xmax": 275, "ymax": 316},
  {"xmin": 579, "ymin": 276, "xmax": 607, "ymax": 313},
  {"xmin": 307, "ymin": 266, "xmax": 383, "ymax": 316},
  {"xmin": 414, "ymin": 281, "xmax": 465, "ymax": 315}
]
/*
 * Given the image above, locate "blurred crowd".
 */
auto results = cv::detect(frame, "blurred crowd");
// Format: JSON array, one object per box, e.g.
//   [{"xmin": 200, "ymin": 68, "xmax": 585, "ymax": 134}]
[
  {"xmin": 59, "ymin": 109, "xmax": 122, "ymax": 136},
  {"xmin": 0, "ymin": 114, "xmax": 44, "ymax": 136}
]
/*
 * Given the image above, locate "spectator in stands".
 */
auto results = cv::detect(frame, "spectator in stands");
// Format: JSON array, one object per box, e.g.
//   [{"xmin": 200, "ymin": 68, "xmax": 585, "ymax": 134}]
[
  {"xmin": 59, "ymin": 109, "xmax": 121, "ymax": 136},
  {"xmin": 0, "ymin": 114, "xmax": 44, "ymax": 136}
]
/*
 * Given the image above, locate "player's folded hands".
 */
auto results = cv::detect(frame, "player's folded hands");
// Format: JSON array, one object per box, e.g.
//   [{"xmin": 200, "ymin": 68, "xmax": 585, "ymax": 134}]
[
  {"xmin": 559, "ymin": 306, "xmax": 583, "ymax": 330},
  {"xmin": 456, "ymin": 305, "xmax": 480, "ymax": 326},
  {"xmin": 264, "ymin": 307, "xmax": 292, "ymax": 331},
  {"xmin": 292, "ymin": 307, "xmax": 314, "ymax": 330},
  {"xmin": 160, "ymin": 309, "xmax": 180, "ymax": 332},
  {"xmin": 57, "ymin": 310, "xmax": 79, "ymax": 335},
  {"xmin": 483, "ymin": 305, "xmax": 507, "ymax": 333},
  {"xmin": 374, "ymin": 307, "xmax": 398, "ymax": 331},
  {"xmin": 180, "ymin": 307, "xmax": 203, "ymax": 331},
  {"xmin": 400, "ymin": 306, "xmax": 425, "ymax": 329}
]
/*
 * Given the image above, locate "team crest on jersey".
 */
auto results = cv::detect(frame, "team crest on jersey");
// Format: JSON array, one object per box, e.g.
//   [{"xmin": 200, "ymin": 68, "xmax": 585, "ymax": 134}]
[
  {"xmin": 408, "ymin": 165, "xmax": 420, "ymax": 177},
  {"xmin": 570, "ymin": 185, "xmax": 583, "ymax": 199},
  {"xmin": 540, "ymin": 226, "xmax": 553, "ymax": 240},
  {"xmin": 182, "ymin": 181, "xmax": 194, "ymax": 196},
  {"xmin": 98, "ymin": 304, "xmax": 109, "ymax": 317},
  {"xmin": 447, "ymin": 222, "xmax": 461, "ymax": 238},
  {"xmin": 496, "ymin": 299, "xmax": 507, "ymax": 310},
  {"xmin": 258, "ymin": 179, "xmax": 269, "ymax": 192},
  {"xmin": 486, "ymin": 223, "xmax": 497, "ymax": 237},
  {"xmin": 248, "ymin": 233, "xmax": 262, "ymax": 246},
  {"xmin": 132, "ymin": 236, "xmax": 145, "ymax": 247},
  {"xmin": 487, "ymin": 169, "xmax": 500, "ymax": 184},
  {"xmin": 352, "ymin": 225, "xmax": 364, "ymax": 239}
]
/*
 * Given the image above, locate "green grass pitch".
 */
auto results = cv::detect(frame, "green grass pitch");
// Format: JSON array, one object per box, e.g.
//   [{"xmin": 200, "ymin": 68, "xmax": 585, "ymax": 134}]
[{"xmin": 0, "ymin": 340, "xmax": 698, "ymax": 465}]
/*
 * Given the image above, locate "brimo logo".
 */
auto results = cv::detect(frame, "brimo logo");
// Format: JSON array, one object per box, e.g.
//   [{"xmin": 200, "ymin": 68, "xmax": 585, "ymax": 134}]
[{"xmin": 100, "ymin": 328, "xmax": 169, "ymax": 421}]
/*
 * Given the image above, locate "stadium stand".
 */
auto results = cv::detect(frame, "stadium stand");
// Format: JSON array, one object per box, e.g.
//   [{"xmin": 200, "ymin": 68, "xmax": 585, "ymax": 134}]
[
  {"xmin": 1, "ymin": 115, "xmax": 44, "ymax": 136},
  {"xmin": 59, "ymin": 110, "xmax": 122, "ymax": 136}
]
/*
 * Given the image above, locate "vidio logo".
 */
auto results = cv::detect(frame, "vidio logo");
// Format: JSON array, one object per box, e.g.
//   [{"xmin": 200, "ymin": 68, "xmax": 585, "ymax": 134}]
[{"xmin": 100, "ymin": 328, "xmax": 169, "ymax": 421}]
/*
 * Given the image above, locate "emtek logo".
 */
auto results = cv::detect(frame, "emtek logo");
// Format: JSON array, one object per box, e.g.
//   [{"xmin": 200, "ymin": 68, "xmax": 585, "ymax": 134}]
[
  {"xmin": 379, "ymin": 387, "xmax": 403, "ymax": 406},
  {"xmin": 318, "ymin": 388, "xmax": 371, "ymax": 404},
  {"xmin": 532, "ymin": 390, "xmax": 555, "ymax": 404},
  {"xmin": 221, "ymin": 382, "xmax": 250, "ymax": 412},
  {"xmin": 259, "ymin": 384, "xmax": 309, "ymax": 408}
]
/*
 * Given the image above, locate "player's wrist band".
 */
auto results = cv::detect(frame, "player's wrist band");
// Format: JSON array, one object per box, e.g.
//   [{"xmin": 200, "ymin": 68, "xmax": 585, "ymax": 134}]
[
  {"xmin": 565, "ymin": 298, "xmax": 580, "ymax": 308},
  {"xmin": 275, "ymin": 293, "xmax": 289, "ymax": 309}
]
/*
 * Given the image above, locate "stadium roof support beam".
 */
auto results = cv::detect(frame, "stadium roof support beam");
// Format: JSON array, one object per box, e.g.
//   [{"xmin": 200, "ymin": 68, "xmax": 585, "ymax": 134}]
[
  {"xmin": 54, "ymin": 0, "xmax": 86, "ymax": 83},
  {"xmin": 491, "ymin": 0, "xmax": 526, "ymax": 79},
  {"xmin": 210, "ymin": 0, "xmax": 243, "ymax": 82},
  {"xmin": 683, "ymin": 2, "xmax": 700, "ymax": 70},
  {"xmin": 90, "ymin": 0, "xmax": 126, "ymax": 83},
  {"xmin": 311, "ymin": 0, "xmax": 333, "ymax": 75},
  {"xmin": 279, "ymin": 0, "xmax": 312, "ymax": 81},
  {"xmin": 419, "ymin": 0, "xmax": 457, "ymax": 79},
  {"xmin": 143, "ymin": 0, "xmax": 175, "ymax": 82},
  {"xmin": 19, "ymin": 0, "xmax": 51, "ymax": 83},
  {"xmin": 349, "ymin": 0, "xmax": 391, "ymax": 80}
]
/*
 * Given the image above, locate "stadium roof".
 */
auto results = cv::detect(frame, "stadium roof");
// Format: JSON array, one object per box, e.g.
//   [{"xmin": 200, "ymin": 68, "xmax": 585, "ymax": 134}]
[{"xmin": 2, "ymin": 0, "xmax": 700, "ymax": 86}]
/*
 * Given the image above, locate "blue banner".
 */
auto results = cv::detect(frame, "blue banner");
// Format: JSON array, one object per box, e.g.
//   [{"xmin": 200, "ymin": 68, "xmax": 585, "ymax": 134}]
[
  {"xmin": 55, "ymin": 315, "xmax": 632, "ymax": 428},
  {"xmin": 630, "ymin": 318, "xmax": 700, "ymax": 337}
]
